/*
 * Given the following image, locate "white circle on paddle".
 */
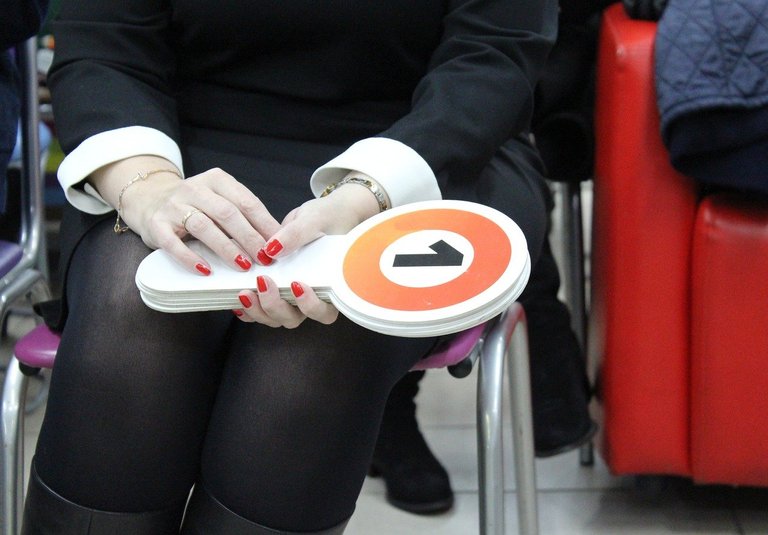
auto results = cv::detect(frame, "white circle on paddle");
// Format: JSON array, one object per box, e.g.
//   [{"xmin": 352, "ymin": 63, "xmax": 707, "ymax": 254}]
[{"xmin": 379, "ymin": 230, "xmax": 474, "ymax": 288}]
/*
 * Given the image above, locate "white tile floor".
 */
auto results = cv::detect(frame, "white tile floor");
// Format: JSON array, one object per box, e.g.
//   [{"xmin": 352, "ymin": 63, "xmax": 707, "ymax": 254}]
[{"xmin": 3, "ymin": 184, "xmax": 768, "ymax": 534}]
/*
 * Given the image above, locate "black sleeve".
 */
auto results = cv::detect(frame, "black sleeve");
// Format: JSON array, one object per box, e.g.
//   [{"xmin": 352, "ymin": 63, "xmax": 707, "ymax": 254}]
[
  {"xmin": 47, "ymin": 0, "xmax": 180, "ymax": 153},
  {"xmin": 1, "ymin": 0, "xmax": 50, "ymax": 49},
  {"xmin": 380, "ymin": 0, "xmax": 558, "ymax": 186}
]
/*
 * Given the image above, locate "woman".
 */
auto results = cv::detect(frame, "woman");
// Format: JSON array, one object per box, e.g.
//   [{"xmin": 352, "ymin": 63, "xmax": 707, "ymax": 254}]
[{"xmin": 26, "ymin": 1, "xmax": 557, "ymax": 533}]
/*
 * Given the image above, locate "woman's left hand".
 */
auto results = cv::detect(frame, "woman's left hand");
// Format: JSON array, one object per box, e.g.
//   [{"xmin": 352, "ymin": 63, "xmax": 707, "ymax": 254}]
[
  {"xmin": 233, "ymin": 178, "xmax": 382, "ymax": 327},
  {"xmin": 235, "ymin": 276, "xmax": 337, "ymax": 327}
]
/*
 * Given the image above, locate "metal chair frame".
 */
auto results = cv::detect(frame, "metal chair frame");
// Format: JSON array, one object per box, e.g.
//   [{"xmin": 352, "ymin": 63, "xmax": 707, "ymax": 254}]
[
  {"xmin": 559, "ymin": 180, "xmax": 595, "ymax": 467},
  {"xmin": 1, "ymin": 35, "xmax": 52, "ymax": 535},
  {"xmin": 0, "ymin": 37, "xmax": 50, "ymax": 324}
]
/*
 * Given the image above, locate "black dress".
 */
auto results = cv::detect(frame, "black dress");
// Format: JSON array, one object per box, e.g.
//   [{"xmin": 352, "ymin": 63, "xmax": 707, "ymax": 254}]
[{"xmin": 50, "ymin": 0, "xmax": 556, "ymax": 284}]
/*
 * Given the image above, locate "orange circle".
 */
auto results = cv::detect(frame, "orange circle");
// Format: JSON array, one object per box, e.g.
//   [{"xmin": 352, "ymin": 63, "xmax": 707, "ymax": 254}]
[{"xmin": 342, "ymin": 208, "xmax": 512, "ymax": 311}]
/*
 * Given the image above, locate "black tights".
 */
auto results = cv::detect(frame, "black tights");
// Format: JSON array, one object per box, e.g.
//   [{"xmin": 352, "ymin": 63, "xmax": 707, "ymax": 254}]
[{"xmin": 33, "ymin": 221, "xmax": 435, "ymax": 531}]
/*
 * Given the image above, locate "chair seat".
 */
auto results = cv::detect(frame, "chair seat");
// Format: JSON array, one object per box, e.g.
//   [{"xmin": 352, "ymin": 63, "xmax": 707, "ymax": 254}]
[
  {"xmin": 15, "ymin": 324, "xmax": 59, "ymax": 369},
  {"xmin": 411, "ymin": 323, "xmax": 486, "ymax": 371},
  {"xmin": 0, "ymin": 241, "xmax": 23, "ymax": 279}
]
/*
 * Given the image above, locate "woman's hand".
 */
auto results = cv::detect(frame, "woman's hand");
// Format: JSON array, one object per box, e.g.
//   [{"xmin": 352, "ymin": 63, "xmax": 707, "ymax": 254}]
[
  {"xmin": 90, "ymin": 157, "xmax": 282, "ymax": 274},
  {"xmin": 233, "ymin": 177, "xmax": 383, "ymax": 327},
  {"xmin": 127, "ymin": 167, "xmax": 282, "ymax": 273},
  {"xmin": 235, "ymin": 277, "xmax": 337, "ymax": 327}
]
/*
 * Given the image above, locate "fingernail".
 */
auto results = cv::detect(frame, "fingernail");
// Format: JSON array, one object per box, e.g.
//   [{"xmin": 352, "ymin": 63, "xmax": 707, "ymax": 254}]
[
  {"xmin": 235, "ymin": 254, "xmax": 252, "ymax": 270},
  {"xmin": 195, "ymin": 263, "xmax": 211, "ymax": 276},
  {"xmin": 239, "ymin": 295, "xmax": 252, "ymax": 308},
  {"xmin": 257, "ymin": 275, "xmax": 268, "ymax": 293},
  {"xmin": 232, "ymin": 309, "xmax": 244, "ymax": 317},
  {"xmin": 290, "ymin": 281, "xmax": 304, "ymax": 298},
  {"xmin": 256, "ymin": 249, "xmax": 273, "ymax": 266},
  {"xmin": 264, "ymin": 239, "xmax": 283, "ymax": 257}
]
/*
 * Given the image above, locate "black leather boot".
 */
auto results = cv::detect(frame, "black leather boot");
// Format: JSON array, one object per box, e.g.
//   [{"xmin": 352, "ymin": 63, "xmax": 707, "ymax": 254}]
[
  {"xmin": 180, "ymin": 482, "xmax": 349, "ymax": 534},
  {"xmin": 368, "ymin": 370, "xmax": 454, "ymax": 515},
  {"xmin": 519, "ymin": 239, "xmax": 597, "ymax": 457},
  {"xmin": 22, "ymin": 463, "xmax": 185, "ymax": 534}
]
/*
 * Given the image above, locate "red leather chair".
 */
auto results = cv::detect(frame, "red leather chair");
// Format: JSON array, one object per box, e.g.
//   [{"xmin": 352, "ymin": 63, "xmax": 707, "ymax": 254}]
[{"xmin": 590, "ymin": 3, "xmax": 768, "ymax": 486}]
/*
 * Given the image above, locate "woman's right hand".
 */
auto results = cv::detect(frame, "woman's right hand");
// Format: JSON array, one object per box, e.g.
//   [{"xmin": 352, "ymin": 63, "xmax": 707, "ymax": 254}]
[{"xmin": 90, "ymin": 157, "xmax": 282, "ymax": 275}]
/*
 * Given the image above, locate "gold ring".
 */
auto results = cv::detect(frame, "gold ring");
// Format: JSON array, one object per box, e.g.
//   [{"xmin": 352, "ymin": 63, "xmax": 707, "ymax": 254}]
[{"xmin": 181, "ymin": 208, "xmax": 203, "ymax": 232}]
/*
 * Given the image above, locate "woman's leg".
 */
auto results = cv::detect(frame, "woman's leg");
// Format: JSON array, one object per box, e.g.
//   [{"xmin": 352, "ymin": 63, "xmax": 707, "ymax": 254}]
[
  {"xmin": 26, "ymin": 220, "xmax": 233, "ymax": 532},
  {"xmin": 183, "ymin": 316, "xmax": 436, "ymax": 533}
]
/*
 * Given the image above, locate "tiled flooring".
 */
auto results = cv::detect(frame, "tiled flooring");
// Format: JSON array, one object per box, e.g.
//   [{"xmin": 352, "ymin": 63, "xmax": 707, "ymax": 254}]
[{"xmin": 2, "ymin": 310, "xmax": 768, "ymax": 534}]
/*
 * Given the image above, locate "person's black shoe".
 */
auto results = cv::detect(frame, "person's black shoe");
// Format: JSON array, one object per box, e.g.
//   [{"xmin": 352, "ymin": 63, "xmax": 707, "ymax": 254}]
[{"xmin": 370, "ymin": 371, "xmax": 454, "ymax": 515}]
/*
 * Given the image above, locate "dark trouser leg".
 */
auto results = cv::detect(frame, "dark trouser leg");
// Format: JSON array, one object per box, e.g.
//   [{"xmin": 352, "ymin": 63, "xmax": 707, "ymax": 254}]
[
  {"xmin": 369, "ymin": 369, "xmax": 454, "ymax": 514},
  {"xmin": 519, "ymin": 236, "xmax": 596, "ymax": 457}
]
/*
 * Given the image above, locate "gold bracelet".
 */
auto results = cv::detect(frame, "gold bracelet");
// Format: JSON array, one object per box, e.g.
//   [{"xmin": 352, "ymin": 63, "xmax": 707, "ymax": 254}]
[
  {"xmin": 113, "ymin": 168, "xmax": 182, "ymax": 234},
  {"xmin": 320, "ymin": 176, "xmax": 390, "ymax": 213}
]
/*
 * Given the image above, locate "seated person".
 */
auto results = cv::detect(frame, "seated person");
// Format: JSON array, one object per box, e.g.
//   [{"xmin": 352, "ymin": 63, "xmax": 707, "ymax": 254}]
[{"xmin": 24, "ymin": 1, "xmax": 559, "ymax": 533}]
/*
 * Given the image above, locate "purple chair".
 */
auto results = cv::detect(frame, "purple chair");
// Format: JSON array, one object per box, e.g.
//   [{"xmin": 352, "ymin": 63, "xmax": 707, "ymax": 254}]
[{"xmin": 2, "ymin": 303, "xmax": 539, "ymax": 535}]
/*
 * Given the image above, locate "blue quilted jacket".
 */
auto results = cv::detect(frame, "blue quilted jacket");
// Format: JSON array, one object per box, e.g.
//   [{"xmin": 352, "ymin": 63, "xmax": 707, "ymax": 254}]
[{"xmin": 654, "ymin": 0, "xmax": 768, "ymax": 192}]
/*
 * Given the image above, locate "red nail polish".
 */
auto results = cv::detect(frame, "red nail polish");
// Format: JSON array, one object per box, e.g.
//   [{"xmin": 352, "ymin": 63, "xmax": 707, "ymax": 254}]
[
  {"xmin": 265, "ymin": 239, "xmax": 283, "ymax": 257},
  {"xmin": 232, "ymin": 309, "xmax": 244, "ymax": 317},
  {"xmin": 239, "ymin": 295, "xmax": 252, "ymax": 308},
  {"xmin": 256, "ymin": 249, "xmax": 273, "ymax": 266},
  {"xmin": 195, "ymin": 263, "xmax": 211, "ymax": 276},
  {"xmin": 290, "ymin": 281, "xmax": 304, "ymax": 298},
  {"xmin": 235, "ymin": 254, "xmax": 252, "ymax": 270},
  {"xmin": 257, "ymin": 275, "xmax": 268, "ymax": 293}
]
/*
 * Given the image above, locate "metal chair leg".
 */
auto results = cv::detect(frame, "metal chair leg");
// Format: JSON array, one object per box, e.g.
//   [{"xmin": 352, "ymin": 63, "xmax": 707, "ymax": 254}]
[
  {"xmin": 478, "ymin": 304, "xmax": 538, "ymax": 535},
  {"xmin": 2, "ymin": 356, "xmax": 29, "ymax": 535},
  {"xmin": 561, "ymin": 181, "xmax": 595, "ymax": 467},
  {"xmin": 507, "ymin": 306, "xmax": 538, "ymax": 535},
  {"xmin": 478, "ymin": 321, "xmax": 505, "ymax": 535}
]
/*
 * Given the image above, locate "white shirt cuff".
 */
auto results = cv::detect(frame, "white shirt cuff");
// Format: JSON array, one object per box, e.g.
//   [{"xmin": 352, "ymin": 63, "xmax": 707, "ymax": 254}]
[
  {"xmin": 310, "ymin": 138, "xmax": 442, "ymax": 207},
  {"xmin": 57, "ymin": 126, "xmax": 184, "ymax": 214}
]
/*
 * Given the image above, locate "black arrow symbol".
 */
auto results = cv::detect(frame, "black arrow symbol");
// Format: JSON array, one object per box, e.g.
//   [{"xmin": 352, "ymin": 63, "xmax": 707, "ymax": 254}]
[{"xmin": 393, "ymin": 240, "xmax": 464, "ymax": 267}]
